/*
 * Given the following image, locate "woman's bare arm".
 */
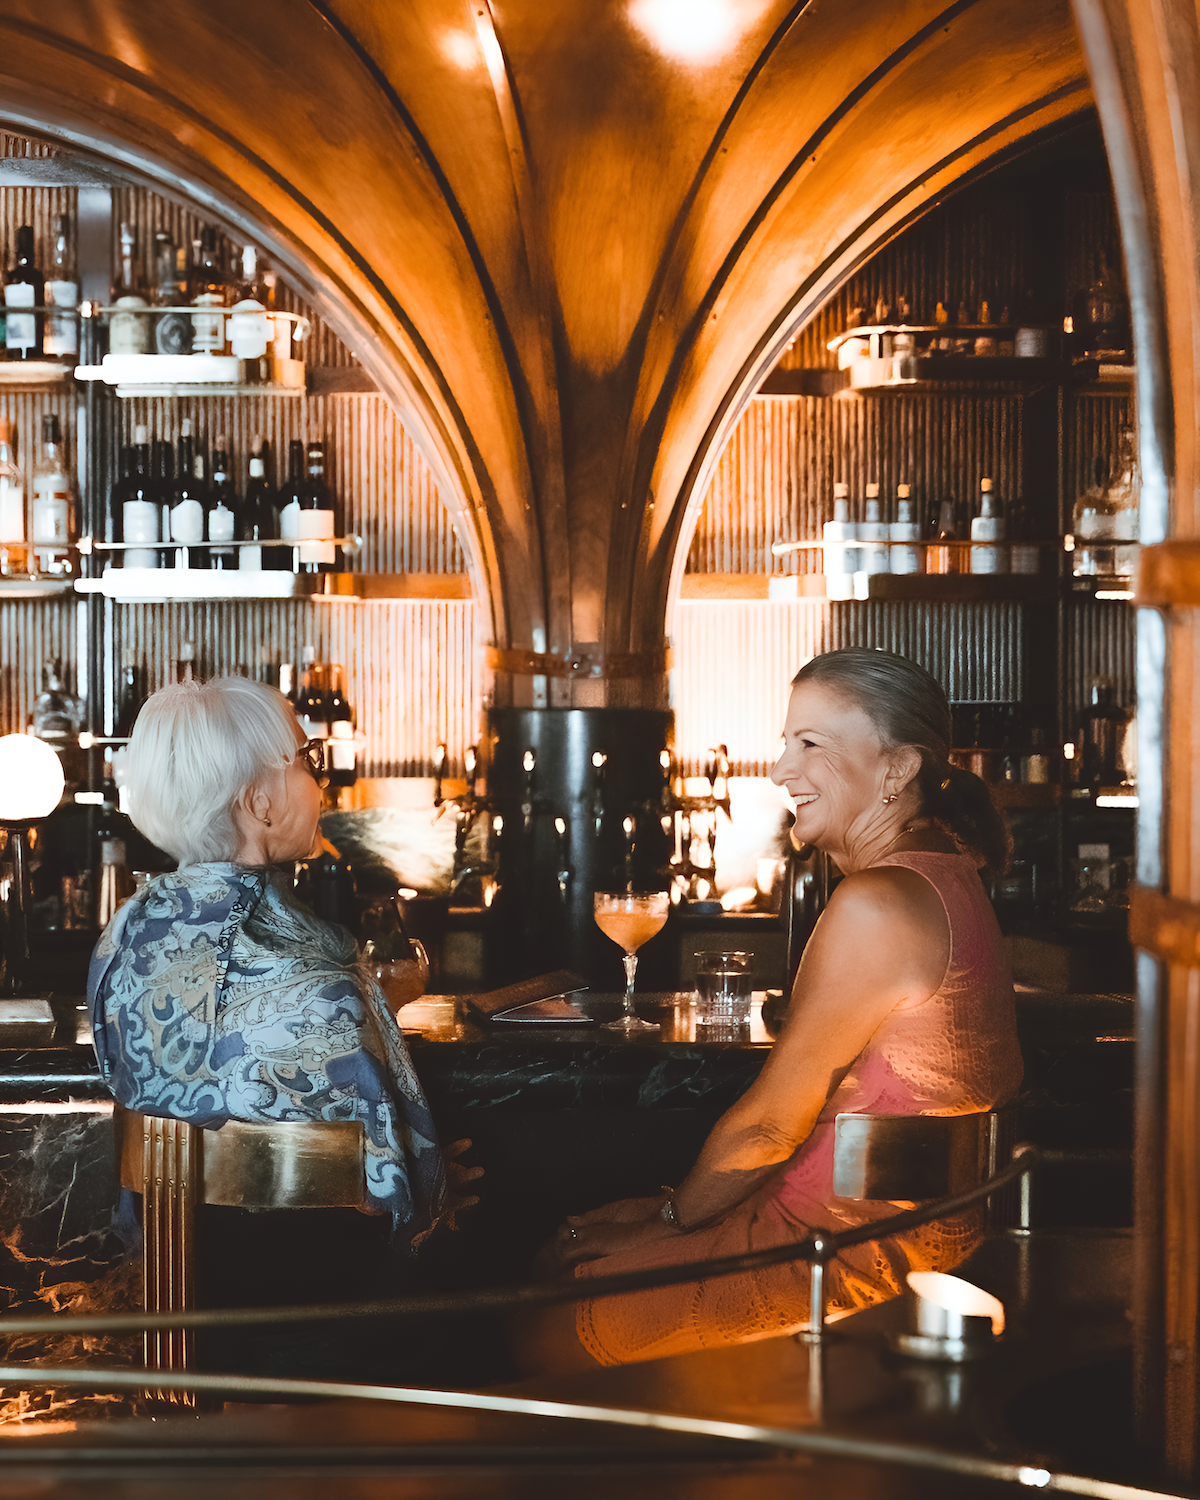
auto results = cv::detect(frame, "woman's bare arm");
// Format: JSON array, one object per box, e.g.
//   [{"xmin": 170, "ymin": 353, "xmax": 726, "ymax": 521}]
[{"xmin": 562, "ymin": 866, "xmax": 950, "ymax": 1256}]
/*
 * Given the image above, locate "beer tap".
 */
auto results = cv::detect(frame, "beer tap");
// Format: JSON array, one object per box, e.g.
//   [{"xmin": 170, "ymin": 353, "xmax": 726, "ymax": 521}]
[
  {"xmin": 591, "ymin": 750, "xmax": 608, "ymax": 837},
  {"xmin": 554, "ymin": 816, "xmax": 570, "ymax": 903},
  {"xmin": 521, "ymin": 748, "xmax": 537, "ymax": 836}
]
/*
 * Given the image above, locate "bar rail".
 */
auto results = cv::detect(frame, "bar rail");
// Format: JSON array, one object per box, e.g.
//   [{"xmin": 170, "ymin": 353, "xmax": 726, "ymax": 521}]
[{"xmin": 0, "ymin": 1142, "xmax": 1039, "ymax": 1339}]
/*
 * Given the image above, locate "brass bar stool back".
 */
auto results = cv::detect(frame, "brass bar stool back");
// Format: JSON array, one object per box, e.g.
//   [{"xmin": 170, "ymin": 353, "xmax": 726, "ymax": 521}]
[{"xmin": 115, "ymin": 1105, "xmax": 376, "ymax": 1402}]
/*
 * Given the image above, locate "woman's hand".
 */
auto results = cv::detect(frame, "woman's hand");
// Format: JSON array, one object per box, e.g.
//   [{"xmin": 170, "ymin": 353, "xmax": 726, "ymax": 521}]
[
  {"xmin": 440, "ymin": 1137, "xmax": 483, "ymax": 1231},
  {"xmin": 548, "ymin": 1211, "xmax": 676, "ymax": 1270},
  {"xmin": 565, "ymin": 1195, "xmax": 663, "ymax": 1228}
]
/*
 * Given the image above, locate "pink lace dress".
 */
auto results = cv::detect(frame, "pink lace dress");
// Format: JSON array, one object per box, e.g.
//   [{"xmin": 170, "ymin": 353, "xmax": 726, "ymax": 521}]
[{"xmin": 575, "ymin": 851, "xmax": 1023, "ymax": 1365}]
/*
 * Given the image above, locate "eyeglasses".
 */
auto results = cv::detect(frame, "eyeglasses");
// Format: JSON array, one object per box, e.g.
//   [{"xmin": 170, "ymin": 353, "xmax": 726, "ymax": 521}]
[{"xmin": 297, "ymin": 739, "xmax": 329, "ymax": 785}]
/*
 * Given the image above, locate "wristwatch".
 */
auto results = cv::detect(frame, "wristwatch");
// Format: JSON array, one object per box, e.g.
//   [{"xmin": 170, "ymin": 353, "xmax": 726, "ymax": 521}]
[{"xmin": 660, "ymin": 1186, "xmax": 684, "ymax": 1231}]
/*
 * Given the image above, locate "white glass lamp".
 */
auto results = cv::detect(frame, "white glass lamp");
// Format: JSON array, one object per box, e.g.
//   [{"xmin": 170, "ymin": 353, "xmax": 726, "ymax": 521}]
[{"xmin": 0, "ymin": 733, "xmax": 66, "ymax": 996}]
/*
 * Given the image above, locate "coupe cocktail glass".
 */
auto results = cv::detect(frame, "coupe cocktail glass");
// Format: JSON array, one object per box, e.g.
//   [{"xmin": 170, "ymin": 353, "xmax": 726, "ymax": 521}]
[{"xmin": 593, "ymin": 890, "xmax": 670, "ymax": 1033}]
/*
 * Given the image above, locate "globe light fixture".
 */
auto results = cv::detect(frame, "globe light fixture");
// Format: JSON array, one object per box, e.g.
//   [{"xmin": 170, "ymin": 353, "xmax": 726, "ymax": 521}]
[{"xmin": 0, "ymin": 733, "xmax": 66, "ymax": 997}]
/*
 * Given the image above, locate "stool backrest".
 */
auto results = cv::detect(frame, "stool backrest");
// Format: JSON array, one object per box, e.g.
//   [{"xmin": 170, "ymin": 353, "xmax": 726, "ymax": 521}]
[
  {"xmin": 116, "ymin": 1107, "xmax": 374, "ymax": 1212},
  {"xmin": 833, "ymin": 1109, "xmax": 1007, "ymax": 1202}
]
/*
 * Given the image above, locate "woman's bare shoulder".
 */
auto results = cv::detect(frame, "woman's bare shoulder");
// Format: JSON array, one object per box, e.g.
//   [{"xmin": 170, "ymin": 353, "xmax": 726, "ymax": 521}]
[{"xmin": 824, "ymin": 863, "xmax": 946, "ymax": 929}]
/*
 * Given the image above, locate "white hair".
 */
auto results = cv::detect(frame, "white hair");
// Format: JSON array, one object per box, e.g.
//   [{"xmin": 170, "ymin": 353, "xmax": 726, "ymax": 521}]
[{"xmin": 125, "ymin": 677, "xmax": 299, "ymax": 865}]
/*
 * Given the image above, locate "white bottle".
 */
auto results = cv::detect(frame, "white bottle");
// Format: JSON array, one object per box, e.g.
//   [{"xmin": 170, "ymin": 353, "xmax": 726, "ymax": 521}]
[
  {"xmin": 857, "ymin": 483, "xmax": 890, "ymax": 591},
  {"xmin": 228, "ymin": 246, "xmax": 270, "ymax": 361},
  {"xmin": 823, "ymin": 483, "xmax": 855, "ymax": 600},
  {"xmin": 0, "ymin": 418, "xmax": 25, "ymax": 575},
  {"xmin": 170, "ymin": 424, "xmax": 205, "ymax": 560},
  {"xmin": 889, "ymin": 484, "xmax": 922, "ymax": 575},
  {"xmin": 44, "ymin": 216, "xmax": 79, "ymax": 361},
  {"xmin": 122, "ymin": 425, "xmax": 159, "ymax": 569},
  {"xmin": 970, "ymin": 478, "xmax": 1009, "ymax": 574},
  {"xmin": 31, "ymin": 413, "xmax": 74, "ymax": 575}
]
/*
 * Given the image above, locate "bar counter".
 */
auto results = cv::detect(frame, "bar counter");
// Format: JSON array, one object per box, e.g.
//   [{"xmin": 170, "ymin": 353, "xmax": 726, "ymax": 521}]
[{"xmin": 0, "ymin": 984, "xmax": 1134, "ymax": 1308}]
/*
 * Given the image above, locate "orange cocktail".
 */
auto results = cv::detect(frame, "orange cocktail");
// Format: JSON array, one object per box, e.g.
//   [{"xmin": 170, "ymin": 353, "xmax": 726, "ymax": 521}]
[{"xmin": 593, "ymin": 890, "xmax": 669, "ymax": 1033}]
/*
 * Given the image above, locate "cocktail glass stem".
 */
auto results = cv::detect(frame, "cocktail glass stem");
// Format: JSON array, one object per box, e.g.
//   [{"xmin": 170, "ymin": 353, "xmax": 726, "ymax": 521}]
[{"xmin": 622, "ymin": 950, "xmax": 639, "ymax": 1021}]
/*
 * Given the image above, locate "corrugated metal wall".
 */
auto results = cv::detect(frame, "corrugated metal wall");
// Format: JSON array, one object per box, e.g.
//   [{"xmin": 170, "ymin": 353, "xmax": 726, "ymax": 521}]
[
  {"xmin": 676, "ymin": 139, "xmax": 1137, "ymax": 774},
  {"xmin": 0, "ymin": 132, "xmax": 473, "ymax": 775}
]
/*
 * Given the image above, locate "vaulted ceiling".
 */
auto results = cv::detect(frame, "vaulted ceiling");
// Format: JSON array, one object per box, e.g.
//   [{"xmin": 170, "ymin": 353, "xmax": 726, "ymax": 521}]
[{"xmin": 0, "ymin": 0, "xmax": 1089, "ymax": 701}]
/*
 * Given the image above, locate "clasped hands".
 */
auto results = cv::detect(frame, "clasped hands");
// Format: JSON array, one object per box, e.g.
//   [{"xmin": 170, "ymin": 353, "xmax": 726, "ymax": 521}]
[{"xmin": 547, "ymin": 1193, "xmax": 679, "ymax": 1271}]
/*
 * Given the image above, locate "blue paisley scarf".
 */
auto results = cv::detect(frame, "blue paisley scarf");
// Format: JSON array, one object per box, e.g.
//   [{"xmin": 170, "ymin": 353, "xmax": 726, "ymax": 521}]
[{"xmin": 88, "ymin": 863, "xmax": 445, "ymax": 1241}]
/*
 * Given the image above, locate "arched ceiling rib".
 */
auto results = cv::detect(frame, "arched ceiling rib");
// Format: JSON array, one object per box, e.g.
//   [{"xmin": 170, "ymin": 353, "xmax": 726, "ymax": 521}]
[{"xmin": 0, "ymin": 0, "xmax": 1088, "ymax": 698}]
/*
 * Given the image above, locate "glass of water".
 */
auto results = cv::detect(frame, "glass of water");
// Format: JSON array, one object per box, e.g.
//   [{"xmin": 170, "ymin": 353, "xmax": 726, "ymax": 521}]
[{"xmin": 694, "ymin": 950, "xmax": 753, "ymax": 1027}]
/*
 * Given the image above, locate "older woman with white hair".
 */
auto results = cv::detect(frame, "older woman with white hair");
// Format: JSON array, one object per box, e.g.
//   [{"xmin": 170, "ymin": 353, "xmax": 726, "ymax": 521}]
[{"xmin": 88, "ymin": 676, "xmax": 466, "ymax": 1245}]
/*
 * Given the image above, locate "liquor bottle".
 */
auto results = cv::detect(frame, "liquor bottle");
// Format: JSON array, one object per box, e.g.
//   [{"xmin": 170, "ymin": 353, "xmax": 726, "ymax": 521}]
[
  {"xmin": 889, "ymin": 483, "xmax": 922, "ymax": 575},
  {"xmin": 1072, "ymin": 455, "xmax": 1112, "ymax": 577},
  {"xmin": 1083, "ymin": 250, "xmax": 1130, "ymax": 359},
  {"xmin": 856, "ymin": 482, "xmax": 890, "ymax": 592},
  {"xmin": 327, "ymin": 665, "xmax": 358, "ymax": 787},
  {"xmin": 44, "ymin": 216, "xmax": 79, "ymax": 362},
  {"xmin": 1008, "ymin": 494, "xmax": 1039, "ymax": 575},
  {"xmin": 122, "ymin": 426, "xmax": 158, "ymax": 569},
  {"xmin": 152, "ymin": 229, "xmax": 192, "ymax": 355},
  {"xmin": 1080, "ymin": 678, "xmax": 1129, "ymax": 787},
  {"xmin": 970, "ymin": 478, "xmax": 1009, "ymax": 574},
  {"xmin": 191, "ymin": 227, "xmax": 230, "ymax": 356},
  {"xmin": 169, "ymin": 418, "xmax": 204, "ymax": 567},
  {"xmin": 822, "ymin": 482, "xmax": 855, "ymax": 600},
  {"xmin": 1107, "ymin": 426, "xmax": 1140, "ymax": 577},
  {"xmin": 114, "ymin": 650, "xmax": 145, "ymax": 739},
  {"xmin": 278, "ymin": 438, "xmax": 304, "ymax": 571},
  {"xmin": 151, "ymin": 438, "xmax": 175, "ymax": 547},
  {"xmin": 298, "ymin": 649, "xmax": 330, "ymax": 748},
  {"xmin": 31, "ymin": 414, "xmax": 75, "ymax": 576},
  {"xmin": 240, "ymin": 439, "xmax": 281, "ymax": 570},
  {"xmin": 928, "ymin": 498, "xmax": 959, "ymax": 575},
  {"xmin": 229, "ymin": 246, "xmax": 270, "ymax": 368},
  {"xmin": 110, "ymin": 222, "xmax": 149, "ymax": 355},
  {"xmin": 175, "ymin": 641, "xmax": 197, "ymax": 684},
  {"xmin": 32, "ymin": 660, "xmax": 81, "ymax": 744},
  {"xmin": 206, "ymin": 439, "xmax": 238, "ymax": 569},
  {"xmin": 104, "ymin": 446, "xmax": 134, "ymax": 559},
  {"xmin": 5, "ymin": 224, "xmax": 43, "ymax": 360},
  {"xmin": 0, "ymin": 418, "xmax": 26, "ymax": 576},
  {"xmin": 299, "ymin": 441, "xmax": 337, "ymax": 572}
]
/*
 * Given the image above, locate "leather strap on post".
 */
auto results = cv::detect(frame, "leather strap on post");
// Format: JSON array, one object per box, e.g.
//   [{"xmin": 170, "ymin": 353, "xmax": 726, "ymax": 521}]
[
  {"xmin": 486, "ymin": 645, "xmax": 671, "ymax": 680},
  {"xmin": 1130, "ymin": 884, "xmax": 1200, "ymax": 966},
  {"xmin": 1137, "ymin": 541, "xmax": 1200, "ymax": 607}
]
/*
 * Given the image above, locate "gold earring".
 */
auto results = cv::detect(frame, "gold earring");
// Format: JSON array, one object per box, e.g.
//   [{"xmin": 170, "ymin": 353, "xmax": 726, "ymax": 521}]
[
  {"xmin": 263, "ymin": 816, "xmax": 272, "ymax": 827},
  {"xmin": 883, "ymin": 793, "xmax": 899, "ymax": 804}
]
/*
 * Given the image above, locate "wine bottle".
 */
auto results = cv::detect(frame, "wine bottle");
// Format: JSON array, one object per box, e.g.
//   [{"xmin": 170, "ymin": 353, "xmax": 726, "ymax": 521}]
[
  {"xmin": 114, "ymin": 650, "xmax": 145, "ymax": 739},
  {"xmin": 327, "ymin": 664, "xmax": 358, "ymax": 788},
  {"xmin": 299, "ymin": 440, "xmax": 337, "ymax": 572},
  {"xmin": 5, "ymin": 225, "xmax": 43, "ymax": 360},
  {"xmin": 169, "ymin": 418, "xmax": 204, "ymax": 567},
  {"xmin": 31, "ymin": 414, "xmax": 75, "ymax": 576},
  {"xmin": 240, "ymin": 438, "xmax": 281, "ymax": 571},
  {"xmin": 151, "ymin": 438, "xmax": 174, "ymax": 552},
  {"xmin": 122, "ymin": 426, "xmax": 158, "ymax": 569},
  {"xmin": 278, "ymin": 438, "xmax": 304, "ymax": 572},
  {"xmin": 44, "ymin": 216, "xmax": 79, "ymax": 362},
  {"xmin": 970, "ymin": 478, "xmax": 1009, "ymax": 574},
  {"xmin": 0, "ymin": 418, "xmax": 26, "ymax": 576},
  {"xmin": 207, "ymin": 440, "xmax": 238, "ymax": 569},
  {"xmin": 229, "ymin": 246, "xmax": 270, "ymax": 371},
  {"xmin": 105, "ymin": 446, "xmax": 134, "ymax": 560},
  {"xmin": 110, "ymin": 222, "xmax": 149, "ymax": 355}
]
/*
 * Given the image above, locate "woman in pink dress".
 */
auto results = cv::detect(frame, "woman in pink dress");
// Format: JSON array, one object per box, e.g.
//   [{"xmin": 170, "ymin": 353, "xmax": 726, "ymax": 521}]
[{"xmin": 527, "ymin": 647, "xmax": 1023, "ymax": 1369}]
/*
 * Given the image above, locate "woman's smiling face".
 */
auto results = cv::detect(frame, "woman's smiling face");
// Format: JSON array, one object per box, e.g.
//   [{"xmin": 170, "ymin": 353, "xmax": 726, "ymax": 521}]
[{"xmin": 770, "ymin": 680, "xmax": 896, "ymax": 854}]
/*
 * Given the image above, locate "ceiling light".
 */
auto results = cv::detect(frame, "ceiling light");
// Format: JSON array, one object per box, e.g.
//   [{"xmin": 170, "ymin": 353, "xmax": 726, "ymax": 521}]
[{"xmin": 628, "ymin": 0, "xmax": 742, "ymax": 61}]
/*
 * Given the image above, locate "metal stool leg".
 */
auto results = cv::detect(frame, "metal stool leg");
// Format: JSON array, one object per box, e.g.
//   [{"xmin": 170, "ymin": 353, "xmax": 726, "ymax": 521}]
[
  {"xmin": 794, "ymin": 1233, "xmax": 834, "ymax": 1422},
  {"xmin": 141, "ymin": 1116, "xmax": 196, "ymax": 1406}
]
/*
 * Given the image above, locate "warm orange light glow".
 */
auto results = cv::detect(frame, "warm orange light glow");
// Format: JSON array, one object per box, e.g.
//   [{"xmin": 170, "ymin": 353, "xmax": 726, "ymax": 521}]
[{"xmin": 628, "ymin": 0, "xmax": 751, "ymax": 61}]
